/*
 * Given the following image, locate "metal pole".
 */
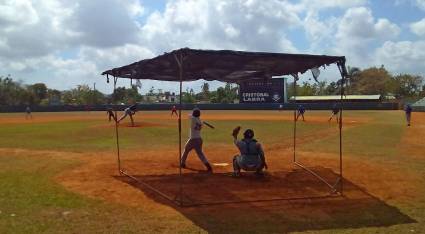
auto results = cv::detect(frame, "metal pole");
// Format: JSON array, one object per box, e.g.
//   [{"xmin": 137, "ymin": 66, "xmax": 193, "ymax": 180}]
[
  {"xmin": 113, "ymin": 77, "xmax": 122, "ymax": 175},
  {"xmin": 174, "ymin": 53, "xmax": 184, "ymax": 206},
  {"xmin": 338, "ymin": 62, "xmax": 346, "ymax": 195},
  {"xmin": 293, "ymin": 75, "xmax": 297, "ymax": 162}
]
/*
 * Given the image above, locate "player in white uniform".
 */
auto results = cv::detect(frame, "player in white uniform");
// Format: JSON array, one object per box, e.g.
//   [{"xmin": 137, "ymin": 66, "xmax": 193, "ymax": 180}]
[
  {"xmin": 118, "ymin": 104, "xmax": 137, "ymax": 126},
  {"xmin": 180, "ymin": 108, "xmax": 212, "ymax": 172}
]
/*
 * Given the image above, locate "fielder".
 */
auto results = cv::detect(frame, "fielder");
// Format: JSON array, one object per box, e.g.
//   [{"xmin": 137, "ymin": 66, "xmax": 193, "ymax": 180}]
[
  {"xmin": 118, "ymin": 104, "xmax": 137, "ymax": 126},
  {"xmin": 296, "ymin": 104, "xmax": 305, "ymax": 121},
  {"xmin": 106, "ymin": 108, "xmax": 116, "ymax": 122},
  {"xmin": 25, "ymin": 106, "xmax": 32, "ymax": 119},
  {"xmin": 171, "ymin": 105, "xmax": 178, "ymax": 117},
  {"xmin": 405, "ymin": 104, "xmax": 412, "ymax": 126},
  {"xmin": 231, "ymin": 127, "xmax": 267, "ymax": 177},
  {"xmin": 328, "ymin": 103, "xmax": 340, "ymax": 123},
  {"xmin": 180, "ymin": 108, "xmax": 213, "ymax": 172}
]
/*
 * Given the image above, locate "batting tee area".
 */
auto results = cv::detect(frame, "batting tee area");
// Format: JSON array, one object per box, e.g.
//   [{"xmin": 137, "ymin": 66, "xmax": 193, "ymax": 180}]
[{"xmin": 102, "ymin": 48, "xmax": 348, "ymax": 206}]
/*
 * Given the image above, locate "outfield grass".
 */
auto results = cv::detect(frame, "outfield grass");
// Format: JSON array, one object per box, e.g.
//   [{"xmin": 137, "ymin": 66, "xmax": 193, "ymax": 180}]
[{"xmin": 0, "ymin": 110, "xmax": 424, "ymax": 233}]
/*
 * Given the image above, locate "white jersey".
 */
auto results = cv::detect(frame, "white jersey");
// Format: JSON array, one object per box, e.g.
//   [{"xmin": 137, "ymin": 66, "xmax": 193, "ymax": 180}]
[{"xmin": 189, "ymin": 116, "xmax": 203, "ymax": 139}]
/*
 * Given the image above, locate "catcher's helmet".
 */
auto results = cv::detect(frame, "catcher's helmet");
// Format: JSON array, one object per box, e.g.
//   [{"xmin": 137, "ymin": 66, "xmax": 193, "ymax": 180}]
[{"xmin": 243, "ymin": 129, "xmax": 254, "ymax": 139}]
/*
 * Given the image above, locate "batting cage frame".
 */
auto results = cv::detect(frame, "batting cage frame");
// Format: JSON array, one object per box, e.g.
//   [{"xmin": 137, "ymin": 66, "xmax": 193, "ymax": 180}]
[
  {"xmin": 292, "ymin": 61, "xmax": 347, "ymax": 196},
  {"xmin": 102, "ymin": 48, "xmax": 348, "ymax": 207}
]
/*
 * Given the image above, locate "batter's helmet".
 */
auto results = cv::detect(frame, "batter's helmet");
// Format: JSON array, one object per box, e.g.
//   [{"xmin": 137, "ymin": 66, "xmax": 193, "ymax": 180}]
[{"xmin": 192, "ymin": 108, "xmax": 201, "ymax": 117}]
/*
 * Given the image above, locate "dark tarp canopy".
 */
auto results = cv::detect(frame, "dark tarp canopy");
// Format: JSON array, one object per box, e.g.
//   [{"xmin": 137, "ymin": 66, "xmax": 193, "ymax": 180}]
[
  {"xmin": 102, "ymin": 48, "xmax": 346, "ymax": 83},
  {"xmin": 104, "ymin": 48, "xmax": 347, "ymax": 206}
]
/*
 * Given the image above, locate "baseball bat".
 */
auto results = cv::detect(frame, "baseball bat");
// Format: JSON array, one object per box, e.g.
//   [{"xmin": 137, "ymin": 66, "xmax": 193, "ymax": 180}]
[{"xmin": 203, "ymin": 121, "xmax": 215, "ymax": 129}]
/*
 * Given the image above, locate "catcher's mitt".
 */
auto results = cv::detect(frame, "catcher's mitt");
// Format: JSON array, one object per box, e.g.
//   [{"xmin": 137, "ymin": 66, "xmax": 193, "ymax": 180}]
[{"xmin": 232, "ymin": 126, "xmax": 241, "ymax": 138}]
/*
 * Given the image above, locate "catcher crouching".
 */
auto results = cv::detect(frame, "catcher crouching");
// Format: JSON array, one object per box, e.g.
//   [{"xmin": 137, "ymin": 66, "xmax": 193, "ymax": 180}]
[{"xmin": 232, "ymin": 127, "xmax": 267, "ymax": 177}]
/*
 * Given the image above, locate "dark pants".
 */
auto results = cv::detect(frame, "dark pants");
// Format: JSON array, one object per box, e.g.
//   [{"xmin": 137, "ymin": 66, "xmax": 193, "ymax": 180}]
[
  {"xmin": 181, "ymin": 138, "xmax": 209, "ymax": 165},
  {"xmin": 108, "ymin": 113, "xmax": 116, "ymax": 122},
  {"xmin": 406, "ymin": 113, "xmax": 411, "ymax": 125},
  {"xmin": 296, "ymin": 112, "xmax": 305, "ymax": 121},
  {"xmin": 233, "ymin": 155, "xmax": 264, "ymax": 173}
]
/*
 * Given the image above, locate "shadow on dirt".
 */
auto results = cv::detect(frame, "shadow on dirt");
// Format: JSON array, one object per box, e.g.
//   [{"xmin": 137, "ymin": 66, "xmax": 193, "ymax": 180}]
[{"xmin": 115, "ymin": 167, "xmax": 415, "ymax": 233}]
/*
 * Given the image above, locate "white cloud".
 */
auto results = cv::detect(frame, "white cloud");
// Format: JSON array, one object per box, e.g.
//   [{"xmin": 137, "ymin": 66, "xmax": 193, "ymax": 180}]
[
  {"xmin": 375, "ymin": 40, "xmax": 425, "ymax": 75},
  {"xmin": 140, "ymin": 0, "xmax": 301, "ymax": 53},
  {"xmin": 0, "ymin": 0, "xmax": 39, "ymax": 27},
  {"xmin": 415, "ymin": 0, "xmax": 425, "ymax": 10},
  {"xmin": 410, "ymin": 18, "xmax": 425, "ymax": 37},
  {"xmin": 1, "ymin": 0, "xmax": 424, "ymax": 93},
  {"xmin": 374, "ymin": 18, "xmax": 401, "ymax": 38},
  {"xmin": 0, "ymin": 0, "xmax": 152, "ymax": 93},
  {"xmin": 332, "ymin": 7, "xmax": 400, "ymax": 66},
  {"xmin": 303, "ymin": 11, "xmax": 338, "ymax": 53},
  {"xmin": 68, "ymin": 0, "xmax": 144, "ymax": 48},
  {"xmin": 0, "ymin": 0, "xmax": 76, "ymax": 59},
  {"xmin": 336, "ymin": 7, "xmax": 400, "ymax": 40},
  {"xmin": 298, "ymin": 0, "xmax": 368, "ymax": 11}
]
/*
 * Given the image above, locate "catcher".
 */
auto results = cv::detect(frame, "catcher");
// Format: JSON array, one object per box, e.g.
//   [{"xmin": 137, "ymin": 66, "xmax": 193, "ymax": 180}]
[{"xmin": 231, "ymin": 127, "xmax": 267, "ymax": 177}]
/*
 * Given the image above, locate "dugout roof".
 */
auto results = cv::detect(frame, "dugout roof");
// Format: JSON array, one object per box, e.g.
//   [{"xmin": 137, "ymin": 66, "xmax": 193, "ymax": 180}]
[{"xmin": 102, "ymin": 48, "xmax": 345, "ymax": 83}]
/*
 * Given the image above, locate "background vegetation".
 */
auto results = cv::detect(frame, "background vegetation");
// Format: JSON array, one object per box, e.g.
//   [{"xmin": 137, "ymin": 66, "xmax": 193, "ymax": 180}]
[{"xmin": 1, "ymin": 65, "xmax": 424, "ymax": 105}]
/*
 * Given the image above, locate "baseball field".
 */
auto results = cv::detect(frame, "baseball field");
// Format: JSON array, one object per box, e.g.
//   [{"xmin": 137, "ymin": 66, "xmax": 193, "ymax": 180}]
[{"xmin": 0, "ymin": 110, "xmax": 424, "ymax": 233}]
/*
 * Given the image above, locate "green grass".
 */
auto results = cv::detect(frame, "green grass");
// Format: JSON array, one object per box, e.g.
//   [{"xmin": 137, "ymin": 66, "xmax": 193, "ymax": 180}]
[
  {"xmin": 302, "ymin": 111, "xmax": 405, "ymax": 158},
  {"xmin": 0, "ymin": 115, "xmax": 329, "ymax": 152},
  {"xmin": 0, "ymin": 110, "xmax": 424, "ymax": 233},
  {"xmin": 0, "ymin": 153, "xmax": 200, "ymax": 233}
]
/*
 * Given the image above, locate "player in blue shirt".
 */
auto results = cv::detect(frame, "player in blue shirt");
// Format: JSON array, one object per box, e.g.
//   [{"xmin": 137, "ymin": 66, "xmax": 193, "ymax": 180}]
[
  {"xmin": 405, "ymin": 104, "xmax": 412, "ymax": 126},
  {"xmin": 296, "ymin": 105, "xmax": 305, "ymax": 121},
  {"xmin": 328, "ymin": 103, "xmax": 340, "ymax": 123}
]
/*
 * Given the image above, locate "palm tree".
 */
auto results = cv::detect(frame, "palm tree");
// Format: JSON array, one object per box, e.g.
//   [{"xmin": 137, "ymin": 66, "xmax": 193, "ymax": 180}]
[
  {"xmin": 346, "ymin": 66, "xmax": 361, "ymax": 94},
  {"xmin": 201, "ymin": 82, "xmax": 210, "ymax": 100}
]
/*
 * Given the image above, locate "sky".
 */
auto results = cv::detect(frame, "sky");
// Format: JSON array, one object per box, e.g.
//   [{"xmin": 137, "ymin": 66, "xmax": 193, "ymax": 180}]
[{"xmin": 0, "ymin": 0, "xmax": 424, "ymax": 94}]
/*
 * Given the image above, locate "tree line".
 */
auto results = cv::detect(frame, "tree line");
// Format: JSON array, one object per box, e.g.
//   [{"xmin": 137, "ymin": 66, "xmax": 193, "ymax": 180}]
[
  {"xmin": 0, "ymin": 75, "xmax": 240, "ymax": 106},
  {"xmin": 287, "ymin": 66, "xmax": 425, "ymax": 103},
  {"xmin": 1, "ymin": 65, "xmax": 424, "ymax": 106},
  {"xmin": 0, "ymin": 75, "xmax": 141, "ymax": 106}
]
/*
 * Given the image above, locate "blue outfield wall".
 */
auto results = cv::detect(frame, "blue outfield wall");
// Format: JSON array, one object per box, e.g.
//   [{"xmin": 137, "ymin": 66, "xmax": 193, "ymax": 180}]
[{"xmin": 0, "ymin": 102, "xmax": 398, "ymax": 113}]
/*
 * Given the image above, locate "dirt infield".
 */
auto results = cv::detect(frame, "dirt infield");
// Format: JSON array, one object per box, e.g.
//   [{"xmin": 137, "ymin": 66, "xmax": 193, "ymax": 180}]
[
  {"xmin": 49, "ymin": 111, "xmax": 423, "ymax": 204},
  {"xmin": 52, "ymin": 144, "xmax": 420, "ymax": 232},
  {"xmin": 55, "ymin": 145, "xmax": 421, "ymax": 204}
]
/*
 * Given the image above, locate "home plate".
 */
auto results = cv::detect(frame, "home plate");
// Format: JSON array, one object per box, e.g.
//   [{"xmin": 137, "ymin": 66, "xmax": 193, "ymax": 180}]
[{"xmin": 213, "ymin": 163, "xmax": 229, "ymax": 167}]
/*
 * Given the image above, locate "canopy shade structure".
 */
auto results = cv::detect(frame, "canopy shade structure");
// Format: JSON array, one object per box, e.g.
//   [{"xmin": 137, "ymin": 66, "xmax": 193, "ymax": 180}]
[
  {"xmin": 103, "ymin": 48, "xmax": 348, "ymax": 206},
  {"xmin": 102, "ymin": 48, "xmax": 346, "ymax": 83}
]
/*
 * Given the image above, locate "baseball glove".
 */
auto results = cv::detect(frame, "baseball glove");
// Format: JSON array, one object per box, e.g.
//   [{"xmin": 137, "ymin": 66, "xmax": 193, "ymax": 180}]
[{"xmin": 232, "ymin": 126, "xmax": 241, "ymax": 138}]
